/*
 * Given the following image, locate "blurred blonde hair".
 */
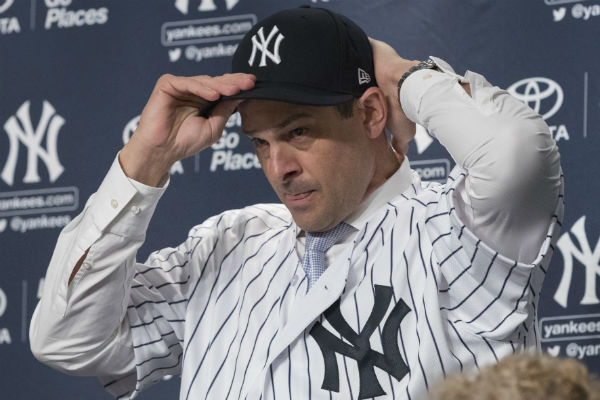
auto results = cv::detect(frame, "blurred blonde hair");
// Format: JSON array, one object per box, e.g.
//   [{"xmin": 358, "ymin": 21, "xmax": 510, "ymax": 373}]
[{"xmin": 429, "ymin": 353, "xmax": 600, "ymax": 400}]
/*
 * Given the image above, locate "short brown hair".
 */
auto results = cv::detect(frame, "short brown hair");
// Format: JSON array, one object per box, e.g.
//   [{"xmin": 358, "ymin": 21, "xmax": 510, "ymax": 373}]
[
  {"xmin": 334, "ymin": 99, "xmax": 355, "ymax": 119},
  {"xmin": 429, "ymin": 353, "xmax": 600, "ymax": 400}
]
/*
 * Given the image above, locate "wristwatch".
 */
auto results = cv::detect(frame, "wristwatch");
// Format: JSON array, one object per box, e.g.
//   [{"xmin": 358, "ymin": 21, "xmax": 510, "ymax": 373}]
[{"xmin": 397, "ymin": 58, "xmax": 438, "ymax": 105}]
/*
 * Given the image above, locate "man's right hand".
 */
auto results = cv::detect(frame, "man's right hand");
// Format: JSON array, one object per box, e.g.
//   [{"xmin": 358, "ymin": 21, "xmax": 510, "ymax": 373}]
[{"xmin": 119, "ymin": 73, "xmax": 256, "ymax": 187}]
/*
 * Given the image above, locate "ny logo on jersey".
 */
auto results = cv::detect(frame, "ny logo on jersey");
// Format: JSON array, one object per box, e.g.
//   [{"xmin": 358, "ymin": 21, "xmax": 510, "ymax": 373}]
[
  {"xmin": 554, "ymin": 215, "xmax": 600, "ymax": 307},
  {"xmin": 248, "ymin": 25, "xmax": 284, "ymax": 67},
  {"xmin": 310, "ymin": 285, "xmax": 410, "ymax": 399},
  {"xmin": 2, "ymin": 101, "xmax": 65, "ymax": 186}
]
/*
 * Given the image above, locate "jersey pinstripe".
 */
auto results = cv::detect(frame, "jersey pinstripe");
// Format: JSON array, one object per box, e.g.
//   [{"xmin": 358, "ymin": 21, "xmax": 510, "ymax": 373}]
[{"xmin": 101, "ymin": 166, "xmax": 563, "ymax": 400}]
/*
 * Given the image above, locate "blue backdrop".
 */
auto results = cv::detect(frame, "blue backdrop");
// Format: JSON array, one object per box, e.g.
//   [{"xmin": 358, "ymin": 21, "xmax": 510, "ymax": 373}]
[{"xmin": 1, "ymin": 0, "xmax": 599, "ymax": 398}]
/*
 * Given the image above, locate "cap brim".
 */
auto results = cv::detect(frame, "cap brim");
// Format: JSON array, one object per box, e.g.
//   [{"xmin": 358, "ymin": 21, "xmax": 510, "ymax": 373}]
[{"xmin": 222, "ymin": 82, "xmax": 354, "ymax": 106}]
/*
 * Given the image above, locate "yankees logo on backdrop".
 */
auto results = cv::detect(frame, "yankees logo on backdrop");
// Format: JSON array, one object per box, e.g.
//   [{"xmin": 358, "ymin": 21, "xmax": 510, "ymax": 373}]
[
  {"xmin": 554, "ymin": 215, "xmax": 600, "ymax": 308},
  {"xmin": 0, "ymin": 287, "xmax": 6, "ymax": 318},
  {"xmin": 2, "ymin": 100, "xmax": 65, "ymax": 186},
  {"xmin": 310, "ymin": 285, "xmax": 411, "ymax": 399},
  {"xmin": 248, "ymin": 25, "xmax": 284, "ymax": 67}
]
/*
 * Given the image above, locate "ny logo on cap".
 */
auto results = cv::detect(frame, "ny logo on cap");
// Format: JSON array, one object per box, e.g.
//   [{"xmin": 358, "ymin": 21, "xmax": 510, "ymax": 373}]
[{"xmin": 248, "ymin": 25, "xmax": 285, "ymax": 67}]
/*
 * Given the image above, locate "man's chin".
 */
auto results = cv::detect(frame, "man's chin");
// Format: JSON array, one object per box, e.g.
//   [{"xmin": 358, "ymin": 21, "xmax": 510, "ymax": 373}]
[
  {"xmin": 289, "ymin": 211, "xmax": 318, "ymax": 232},
  {"xmin": 290, "ymin": 211, "xmax": 340, "ymax": 233}
]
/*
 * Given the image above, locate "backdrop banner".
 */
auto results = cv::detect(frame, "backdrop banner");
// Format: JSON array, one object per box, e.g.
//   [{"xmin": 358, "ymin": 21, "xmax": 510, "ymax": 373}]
[{"xmin": 1, "ymin": 0, "xmax": 599, "ymax": 398}]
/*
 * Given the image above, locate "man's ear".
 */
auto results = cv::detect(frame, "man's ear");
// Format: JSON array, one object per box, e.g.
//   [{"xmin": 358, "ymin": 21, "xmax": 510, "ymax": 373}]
[{"xmin": 357, "ymin": 87, "xmax": 387, "ymax": 139}]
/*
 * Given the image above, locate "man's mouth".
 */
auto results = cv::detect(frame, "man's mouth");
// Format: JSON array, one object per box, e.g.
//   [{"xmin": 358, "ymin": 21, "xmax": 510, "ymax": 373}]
[{"xmin": 285, "ymin": 190, "xmax": 315, "ymax": 204}]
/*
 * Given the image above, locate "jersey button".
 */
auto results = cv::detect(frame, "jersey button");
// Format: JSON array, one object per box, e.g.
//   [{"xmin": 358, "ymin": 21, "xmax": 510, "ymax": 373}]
[
  {"xmin": 110, "ymin": 199, "xmax": 118, "ymax": 209},
  {"xmin": 131, "ymin": 205, "xmax": 140, "ymax": 215},
  {"xmin": 290, "ymin": 275, "xmax": 299, "ymax": 286}
]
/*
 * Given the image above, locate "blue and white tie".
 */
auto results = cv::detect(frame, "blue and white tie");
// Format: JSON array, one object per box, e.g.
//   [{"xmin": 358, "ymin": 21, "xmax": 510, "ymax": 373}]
[{"xmin": 302, "ymin": 222, "xmax": 353, "ymax": 290}]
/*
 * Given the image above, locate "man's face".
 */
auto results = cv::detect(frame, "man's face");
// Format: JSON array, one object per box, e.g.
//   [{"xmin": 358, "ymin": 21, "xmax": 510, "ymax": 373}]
[{"xmin": 239, "ymin": 100, "xmax": 376, "ymax": 232}]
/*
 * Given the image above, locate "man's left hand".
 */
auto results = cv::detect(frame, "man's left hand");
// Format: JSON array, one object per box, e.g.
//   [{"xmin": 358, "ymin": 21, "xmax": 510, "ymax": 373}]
[{"xmin": 369, "ymin": 38, "xmax": 419, "ymax": 155}]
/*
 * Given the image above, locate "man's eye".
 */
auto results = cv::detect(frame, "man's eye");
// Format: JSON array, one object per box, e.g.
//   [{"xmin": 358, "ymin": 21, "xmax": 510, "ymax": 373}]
[
  {"xmin": 251, "ymin": 138, "xmax": 268, "ymax": 147},
  {"xmin": 290, "ymin": 127, "xmax": 306, "ymax": 137}
]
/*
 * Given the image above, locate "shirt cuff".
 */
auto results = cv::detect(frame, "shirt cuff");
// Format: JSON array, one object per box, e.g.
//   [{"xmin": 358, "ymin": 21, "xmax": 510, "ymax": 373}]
[
  {"xmin": 399, "ymin": 56, "xmax": 463, "ymax": 126},
  {"xmin": 89, "ymin": 154, "xmax": 168, "ymax": 237}
]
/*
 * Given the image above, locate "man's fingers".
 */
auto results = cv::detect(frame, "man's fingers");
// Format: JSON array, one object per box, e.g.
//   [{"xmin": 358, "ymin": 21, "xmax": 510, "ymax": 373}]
[
  {"xmin": 157, "ymin": 73, "xmax": 256, "ymax": 104},
  {"xmin": 192, "ymin": 74, "xmax": 256, "ymax": 97},
  {"xmin": 190, "ymin": 77, "xmax": 243, "ymax": 97},
  {"xmin": 368, "ymin": 37, "xmax": 402, "ymax": 58},
  {"xmin": 159, "ymin": 74, "xmax": 220, "ymax": 102},
  {"xmin": 187, "ymin": 74, "xmax": 255, "ymax": 118},
  {"xmin": 208, "ymin": 100, "xmax": 243, "ymax": 134}
]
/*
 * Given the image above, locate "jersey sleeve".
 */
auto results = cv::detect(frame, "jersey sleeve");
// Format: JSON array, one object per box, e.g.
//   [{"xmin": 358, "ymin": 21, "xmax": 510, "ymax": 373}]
[
  {"xmin": 425, "ymin": 167, "xmax": 564, "ymax": 342},
  {"xmin": 99, "ymin": 213, "xmax": 226, "ymax": 398},
  {"xmin": 401, "ymin": 57, "xmax": 564, "ymax": 343},
  {"xmin": 29, "ymin": 154, "xmax": 219, "ymax": 398}
]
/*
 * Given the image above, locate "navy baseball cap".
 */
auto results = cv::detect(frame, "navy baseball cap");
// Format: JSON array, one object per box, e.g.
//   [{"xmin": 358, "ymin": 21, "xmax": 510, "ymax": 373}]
[{"xmin": 227, "ymin": 6, "xmax": 377, "ymax": 106}]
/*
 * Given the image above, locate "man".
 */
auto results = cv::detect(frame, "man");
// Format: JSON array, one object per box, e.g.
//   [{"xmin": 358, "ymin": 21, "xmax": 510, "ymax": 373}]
[{"xmin": 30, "ymin": 6, "xmax": 563, "ymax": 400}]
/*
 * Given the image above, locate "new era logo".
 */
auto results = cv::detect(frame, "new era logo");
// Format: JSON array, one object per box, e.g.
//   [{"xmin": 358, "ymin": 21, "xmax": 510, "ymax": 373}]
[{"xmin": 358, "ymin": 68, "xmax": 371, "ymax": 85}]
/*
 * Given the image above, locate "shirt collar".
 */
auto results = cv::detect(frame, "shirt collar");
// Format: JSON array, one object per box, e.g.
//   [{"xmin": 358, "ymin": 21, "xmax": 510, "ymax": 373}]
[{"xmin": 295, "ymin": 158, "xmax": 413, "ymax": 237}]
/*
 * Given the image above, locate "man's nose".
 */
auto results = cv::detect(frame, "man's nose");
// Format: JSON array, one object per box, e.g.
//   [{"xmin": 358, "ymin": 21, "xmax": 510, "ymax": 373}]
[{"xmin": 268, "ymin": 143, "xmax": 301, "ymax": 182}]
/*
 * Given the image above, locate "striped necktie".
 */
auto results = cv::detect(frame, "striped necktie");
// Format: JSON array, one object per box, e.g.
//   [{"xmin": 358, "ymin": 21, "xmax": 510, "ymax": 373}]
[{"xmin": 302, "ymin": 222, "xmax": 353, "ymax": 290}]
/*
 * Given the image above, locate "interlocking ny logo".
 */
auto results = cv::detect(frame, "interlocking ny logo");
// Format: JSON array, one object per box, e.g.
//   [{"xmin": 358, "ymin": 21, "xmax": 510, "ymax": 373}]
[
  {"xmin": 554, "ymin": 215, "xmax": 600, "ymax": 308},
  {"xmin": 1, "ymin": 101, "xmax": 65, "ymax": 186},
  {"xmin": 0, "ymin": 287, "xmax": 6, "ymax": 318},
  {"xmin": 310, "ymin": 285, "xmax": 410, "ymax": 399},
  {"xmin": 248, "ymin": 25, "xmax": 284, "ymax": 67},
  {"xmin": 174, "ymin": 0, "xmax": 239, "ymax": 14}
]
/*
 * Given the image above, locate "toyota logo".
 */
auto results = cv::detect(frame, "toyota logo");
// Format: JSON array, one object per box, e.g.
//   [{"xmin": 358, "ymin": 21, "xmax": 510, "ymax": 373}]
[
  {"xmin": 0, "ymin": 0, "xmax": 14, "ymax": 14},
  {"xmin": 507, "ymin": 77, "xmax": 564, "ymax": 120}
]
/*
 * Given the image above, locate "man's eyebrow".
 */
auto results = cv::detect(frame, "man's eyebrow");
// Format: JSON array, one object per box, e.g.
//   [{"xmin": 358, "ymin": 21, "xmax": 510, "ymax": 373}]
[{"xmin": 243, "ymin": 112, "xmax": 313, "ymax": 135}]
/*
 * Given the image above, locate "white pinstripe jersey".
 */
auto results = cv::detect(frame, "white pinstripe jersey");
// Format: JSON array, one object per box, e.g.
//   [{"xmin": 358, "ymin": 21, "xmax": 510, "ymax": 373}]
[{"xmin": 102, "ymin": 166, "xmax": 563, "ymax": 400}]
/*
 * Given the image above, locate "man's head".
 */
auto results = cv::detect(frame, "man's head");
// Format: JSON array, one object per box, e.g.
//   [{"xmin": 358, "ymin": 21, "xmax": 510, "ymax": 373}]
[
  {"xmin": 230, "ymin": 7, "xmax": 400, "ymax": 232},
  {"xmin": 429, "ymin": 353, "xmax": 600, "ymax": 400}
]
